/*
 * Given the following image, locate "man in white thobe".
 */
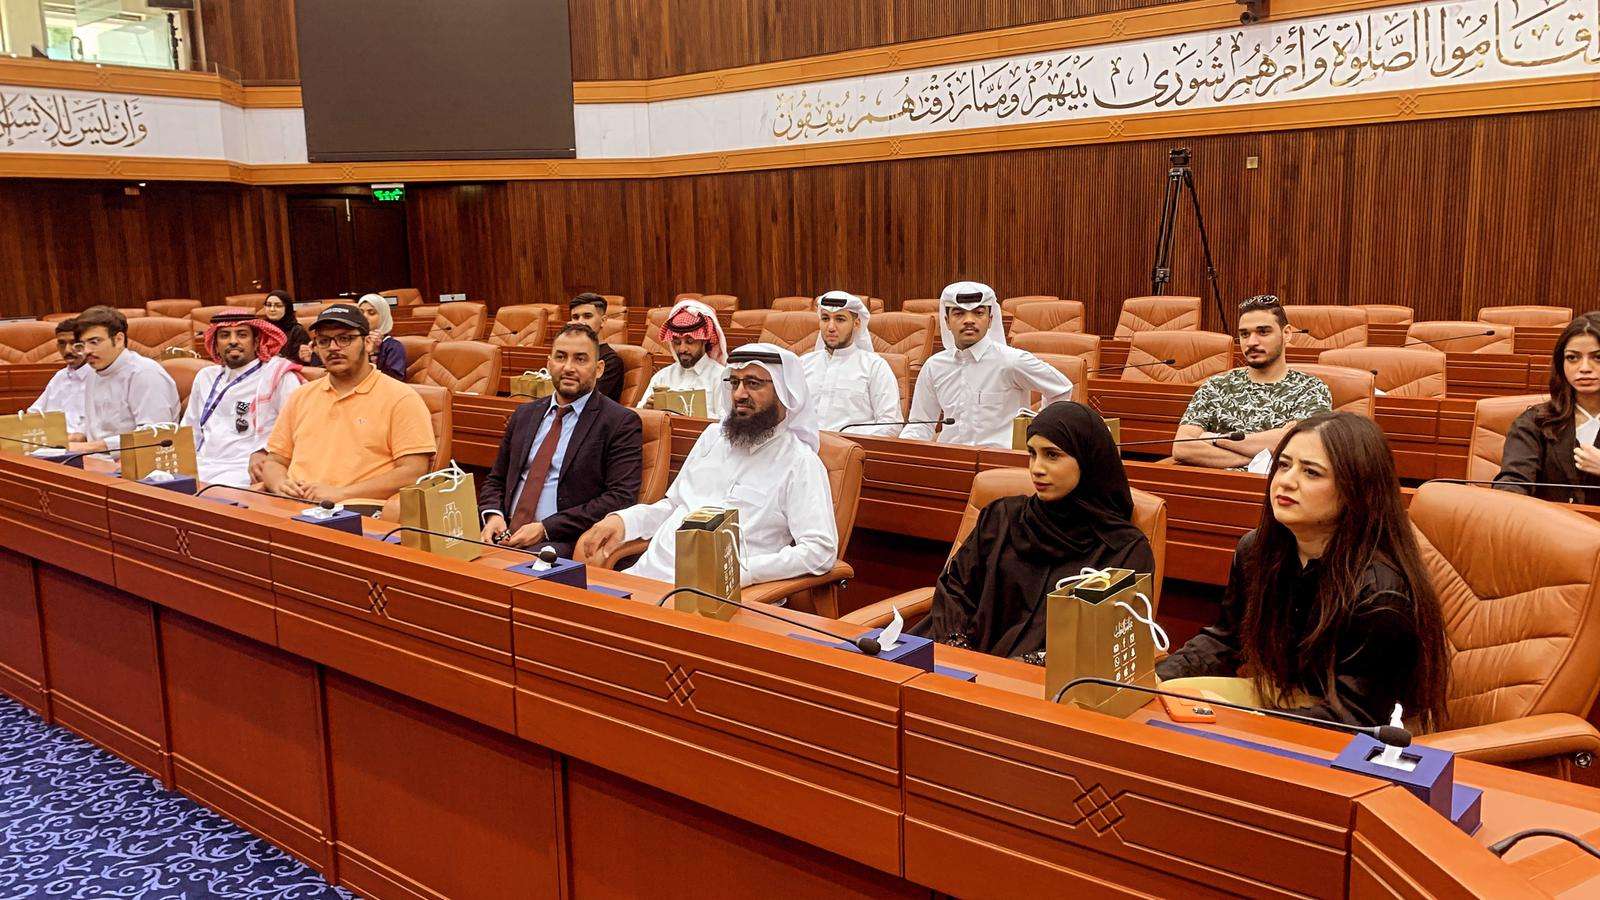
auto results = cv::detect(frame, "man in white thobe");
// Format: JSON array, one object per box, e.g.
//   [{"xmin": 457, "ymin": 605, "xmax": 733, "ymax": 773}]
[
  {"xmin": 28, "ymin": 318, "xmax": 91, "ymax": 435},
  {"xmin": 901, "ymin": 281, "xmax": 1072, "ymax": 448},
  {"xmin": 637, "ymin": 298, "xmax": 727, "ymax": 419},
  {"xmin": 67, "ymin": 306, "xmax": 180, "ymax": 454},
  {"xmin": 182, "ymin": 309, "xmax": 302, "ymax": 487},
  {"xmin": 577, "ymin": 343, "xmax": 838, "ymax": 587},
  {"xmin": 802, "ymin": 291, "xmax": 903, "ymax": 437}
]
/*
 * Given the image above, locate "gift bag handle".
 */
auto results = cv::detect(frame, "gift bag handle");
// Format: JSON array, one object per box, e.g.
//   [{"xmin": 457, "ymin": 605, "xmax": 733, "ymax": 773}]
[
  {"xmin": 1113, "ymin": 592, "xmax": 1170, "ymax": 652},
  {"xmin": 416, "ymin": 460, "xmax": 468, "ymax": 490},
  {"xmin": 1054, "ymin": 566, "xmax": 1116, "ymax": 593}
]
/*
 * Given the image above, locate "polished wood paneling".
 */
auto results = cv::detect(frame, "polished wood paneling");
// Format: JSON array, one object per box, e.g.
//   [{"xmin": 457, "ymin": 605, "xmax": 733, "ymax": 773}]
[
  {"xmin": 0, "ymin": 180, "xmax": 288, "ymax": 317},
  {"xmin": 198, "ymin": 0, "xmax": 300, "ymax": 85},
  {"xmin": 0, "ymin": 547, "xmax": 47, "ymax": 715},
  {"xmin": 407, "ymin": 108, "xmax": 1600, "ymax": 329}
]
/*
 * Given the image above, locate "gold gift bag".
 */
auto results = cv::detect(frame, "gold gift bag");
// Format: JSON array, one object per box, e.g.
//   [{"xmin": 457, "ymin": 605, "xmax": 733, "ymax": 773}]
[
  {"xmin": 1101, "ymin": 416, "xmax": 1121, "ymax": 443},
  {"xmin": 650, "ymin": 386, "xmax": 707, "ymax": 417},
  {"xmin": 398, "ymin": 463, "xmax": 482, "ymax": 561},
  {"xmin": 510, "ymin": 369, "xmax": 554, "ymax": 400},
  {"xmin": 118, "ymin": 423, "xmax": 198, "ymax": 480},
  {"xmin": 1011, "ymin": 407, "xmax": 1037, "ymax": 451},
  {"xmin": 673, "ymin": 507, "xmax": 740, "ymax": 621},
  {"xmin": 1046, "ymin": 568, "xmax": 1169, "ymax": 719},
  {"xmin": 0, "ymin": 410, "xmax": 68, "ymax": 454}
]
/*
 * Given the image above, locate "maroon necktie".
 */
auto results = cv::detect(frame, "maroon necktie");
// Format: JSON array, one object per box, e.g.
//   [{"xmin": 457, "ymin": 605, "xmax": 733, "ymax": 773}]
[{"xmin": 509, "ymin": 404, "xmax": 570, "ymax": 531}]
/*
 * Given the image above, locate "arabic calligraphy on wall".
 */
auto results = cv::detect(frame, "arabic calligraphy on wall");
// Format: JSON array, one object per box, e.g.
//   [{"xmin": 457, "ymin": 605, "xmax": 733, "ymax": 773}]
[{"xmin": 0, "ymin": 92, "xmax": 149, "ymax": 149}]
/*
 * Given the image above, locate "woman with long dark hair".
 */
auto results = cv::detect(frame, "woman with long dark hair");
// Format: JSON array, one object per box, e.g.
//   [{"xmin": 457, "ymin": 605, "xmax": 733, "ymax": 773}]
[
  {"xmin": 1495, "ymin": 312, "xmax": 1600, "ymax": 505},
  {"xmin": 911, "ymin": 401, "xmax": 1154, "ymax": 664},
  {"xmin": 259, "ymin": 290, "xmax": 311, "ymax": 364},
  {"xmin": 1158, "ymin": 412, "xmax": 1451, "ymax": 730}
]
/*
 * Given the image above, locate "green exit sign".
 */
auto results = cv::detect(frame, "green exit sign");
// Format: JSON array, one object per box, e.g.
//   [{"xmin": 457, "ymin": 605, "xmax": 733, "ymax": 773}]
[{"xmin": 372, "ymin": 184, "xmax": 405, "ymax": 202}]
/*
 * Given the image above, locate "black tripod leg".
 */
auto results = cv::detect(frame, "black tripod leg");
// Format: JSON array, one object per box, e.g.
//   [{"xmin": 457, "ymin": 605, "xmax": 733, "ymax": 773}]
[
  {"xmin": 1181, "ymin": 169, "xmax": 1227, "ymax": 330},
  {"xmin": 1150, "ymin": 169, "xmax": 1182, "ymax": 296}
]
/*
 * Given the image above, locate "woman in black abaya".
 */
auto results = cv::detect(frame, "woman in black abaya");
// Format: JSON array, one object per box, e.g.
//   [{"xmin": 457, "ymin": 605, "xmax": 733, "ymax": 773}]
[{"xmin": 910, "ymin": 401, "xmax": 1155, "ymax": 664}]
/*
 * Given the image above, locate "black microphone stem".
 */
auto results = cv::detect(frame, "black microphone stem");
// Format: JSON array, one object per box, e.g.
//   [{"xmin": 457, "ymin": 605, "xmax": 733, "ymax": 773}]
[{"xmin": 656, "ymin": 587, "xmax": 881, "ymax": 655}]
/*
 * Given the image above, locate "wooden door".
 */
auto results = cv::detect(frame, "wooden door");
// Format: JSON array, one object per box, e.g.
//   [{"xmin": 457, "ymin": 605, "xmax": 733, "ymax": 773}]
[{"xmin": 287, "ymin": 197, "xmax": 410, "ymax": 301}]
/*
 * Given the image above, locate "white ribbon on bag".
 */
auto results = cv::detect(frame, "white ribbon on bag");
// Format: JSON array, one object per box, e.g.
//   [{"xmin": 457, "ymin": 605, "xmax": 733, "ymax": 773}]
[
  {"xmin": 1113, "ymin": 592, "xmax": 1170, "ymax": 652},
  {"xmin": 1055, "ymin": 566, "xmax": 1116, "ymax": 593},
  {"xmin": 133, "ymin": 422, "xmax": 182, "ymax": 434},
  {"xmin": 416, "ymin": 460, "xmax": 468, "ymax": 490}
]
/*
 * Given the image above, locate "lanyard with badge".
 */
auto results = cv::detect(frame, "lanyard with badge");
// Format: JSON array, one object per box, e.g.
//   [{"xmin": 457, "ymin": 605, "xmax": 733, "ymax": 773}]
[{"xmin": 195, "ymin": 361, "xmax": 264, "ymax": 451}]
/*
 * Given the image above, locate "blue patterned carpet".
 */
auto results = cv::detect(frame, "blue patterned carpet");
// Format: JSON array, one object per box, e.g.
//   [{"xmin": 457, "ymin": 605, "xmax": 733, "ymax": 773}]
[{"xmin": 0, "ymin": 695, "xmax": 355, "ymax": 900}]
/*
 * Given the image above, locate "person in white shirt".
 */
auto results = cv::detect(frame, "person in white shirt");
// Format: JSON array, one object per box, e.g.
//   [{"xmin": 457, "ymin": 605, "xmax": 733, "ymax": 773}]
[
  {"xmin": 28, "ymin": 318, "xmax": 91, "ymax": 435},
  {"xmin": 901, "ymin": 281, "xmax": 1073, "ymax": 448},
  {"xmin": 637, "ymin": 298, "xmax": 727, "ymax": 418},
  {"xmin": 802, "ymin": 291, "xmax": 903, "ymax": 437},
  {"xmin": 182, "ymin": 309, "xmax": 302, "ymax": 488},
  {"xmin": 576, "ymin": 343, "xmax": 838, "ymax": 587},
  {"xmin": 66, "ymin": 306, "xmax": 180, "ymax": 454}
]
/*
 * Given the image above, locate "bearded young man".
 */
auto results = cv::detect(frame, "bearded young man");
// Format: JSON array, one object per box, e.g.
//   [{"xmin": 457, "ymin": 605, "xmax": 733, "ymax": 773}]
[
  {"xmin": 801, "ymin": 291, "xmax": 904, "ymax": 436},
  {"xmin": 637, "ymin": 298, "xmax": 727, "ymax": 418},
  {"xmin": 182, "ymin": 308, "xmax": 302, "ymax": 487}
]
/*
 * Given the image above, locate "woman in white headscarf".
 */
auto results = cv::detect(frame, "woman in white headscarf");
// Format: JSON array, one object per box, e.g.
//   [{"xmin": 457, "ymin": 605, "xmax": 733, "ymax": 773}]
[{"xmin": 357, "ymin": 293, "xmax": 407, "ymax": 381}]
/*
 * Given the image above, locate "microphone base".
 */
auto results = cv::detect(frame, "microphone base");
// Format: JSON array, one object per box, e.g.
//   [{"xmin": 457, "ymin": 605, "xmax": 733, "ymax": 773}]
[
  {"xmin": 506, "ymin": 556, "xmax": 588, "ymax": 590},
  {"xmin": 787, "ymin": 631, "xmax": 944, "ymax": 674},
  {"xmin": 1332, "ymin": 734, "xmax": 1479, "ymax": 833},
  {"xmin": 38, "ymin": 453, "xmax": 85, "ymax": 468},
  {"xmin": 139, "ymin": 475, "xmax": 197, "ymax": 495},
  {"xmin": 292, "ymin": 508, "xmax": 364, "ymax": 535}
]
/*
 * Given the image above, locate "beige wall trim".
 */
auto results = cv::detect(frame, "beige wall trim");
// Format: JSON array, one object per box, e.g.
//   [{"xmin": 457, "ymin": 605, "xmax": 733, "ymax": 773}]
[
  {"xmin": 0, "ymin": 57, "xmax": 300, "ymax": 108},
  {"xmin": 570, "ymin": 0, "xmax": 1426, "ymax": 103}
]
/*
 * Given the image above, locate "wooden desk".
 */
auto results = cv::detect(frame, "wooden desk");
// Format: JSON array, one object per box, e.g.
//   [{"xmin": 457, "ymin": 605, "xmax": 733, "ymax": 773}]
[
  {"xmin": 1, "ymin": 454, "xmax": 1596, "ymax": 897},
  {"xmin": 0, "ymin": 363, "xmax": 64, "ymax": 414}
]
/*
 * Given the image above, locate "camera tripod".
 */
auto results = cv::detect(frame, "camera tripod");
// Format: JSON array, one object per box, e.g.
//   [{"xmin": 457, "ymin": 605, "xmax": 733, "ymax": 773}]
[{"xmin": 1150, "ymin": 148, "xmax": 1227, "ymax": 329}]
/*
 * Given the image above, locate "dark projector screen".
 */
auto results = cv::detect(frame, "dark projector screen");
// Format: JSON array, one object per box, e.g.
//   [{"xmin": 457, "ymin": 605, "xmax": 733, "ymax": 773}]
[{"xmin": 294, "ymin": 0, "xmax": 575, "ymax": 161}]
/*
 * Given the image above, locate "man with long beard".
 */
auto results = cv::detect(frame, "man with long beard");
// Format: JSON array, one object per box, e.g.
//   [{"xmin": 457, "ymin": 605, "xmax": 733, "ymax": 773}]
[{"xmin": 575, "ymin": 343, "xmax": 838, "ymax": 587}]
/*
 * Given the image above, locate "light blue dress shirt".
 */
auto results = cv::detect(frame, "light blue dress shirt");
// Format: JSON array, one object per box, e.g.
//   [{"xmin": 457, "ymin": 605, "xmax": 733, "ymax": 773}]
[{"xmin": 509, "ymin": 391, "xmax": 591, "ymax": 523}]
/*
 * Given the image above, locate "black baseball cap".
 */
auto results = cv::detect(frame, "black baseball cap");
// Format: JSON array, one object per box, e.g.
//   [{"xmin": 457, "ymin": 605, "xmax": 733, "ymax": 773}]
[{"xmin": 310, "ymin": 303, "xmax": 369, "ymax": 334}]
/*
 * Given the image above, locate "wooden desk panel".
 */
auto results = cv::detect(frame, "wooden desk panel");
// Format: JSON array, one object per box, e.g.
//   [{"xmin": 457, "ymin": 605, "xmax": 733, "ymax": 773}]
[
  {"xmin": 1370, "ymin": 324, "xmax": 1409, "ymax": 347},
  {"xmin": 1352, "ymin": 788, "xmax": 1549, "ymax": 899},
  {"xmin": 1514, "ymin": 327, "xmax": 1565, "ymax": 359},
  {"xmin": 1445, "ymin": 353, "xmax": 1537, "ymax": 399},
  {"xmin": 497, "ymin": 345, "xmax": 550, "ymax": 395},
  {"xmin": 0, "ymin": 363, "xmax": 59, "ymax": 413},
  {"xmin": 1119, "ymin": 461, "xmax": 1263, "ymax": 585},
  {"xmin": 0, "ymin": 455, "xmax": 115, "ymax": 584},
  {"xmin": 450, "ymin": 393, "xmax": 524, "ymax": 468},
  {"xmin": 390, "ymin": 319, "xmax": 433, "ymax": 338},
  {"xmin": 0, "ymin": 546, "xmax": 47, "ymax": 715},
  {"xmin": 845, "ymin": 435, "xmax": 978, "ymax": 542},
  {"xmin": 1086, "ymin": 377, "xmax": 1194, "ymax": 447}
]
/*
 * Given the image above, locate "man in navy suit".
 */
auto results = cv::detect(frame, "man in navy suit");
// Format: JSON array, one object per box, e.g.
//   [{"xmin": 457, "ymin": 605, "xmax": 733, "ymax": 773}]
[{"xmin": 479, "ymin": 324, "xmax": 643, "ymax": 557}]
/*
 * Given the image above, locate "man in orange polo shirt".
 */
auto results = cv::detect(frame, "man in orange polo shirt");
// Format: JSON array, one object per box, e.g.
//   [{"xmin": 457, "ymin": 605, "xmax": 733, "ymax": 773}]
[{"xmin": 255, "ymin": 303, "xmax": 435, "ymax": 503}]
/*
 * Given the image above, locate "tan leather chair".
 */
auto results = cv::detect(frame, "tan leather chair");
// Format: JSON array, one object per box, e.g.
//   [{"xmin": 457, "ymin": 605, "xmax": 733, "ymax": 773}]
[
  {"xmin": 1319, "ymin": 347, "xmax": 1446, "ymax": 399},
  {"xmin": 0, "ymin": 321, "xmax": 64, "ymax": 364},
  {"xmin": 880, "ymin": 351, "xmax": 912, "ymax": 416},
  {"xmin": 146, "ymin": 299, "xmax": 200, "ymax": 318},
  {"xmin": 159, "ymin": 356, "xmax": 212, "ymax": 407},
  {"xmin": 842, "ymin": 469, "xmax": 1167, "ymax": 628},
  {"xmin": 187, "ymin": 305, "xmax": 233, "ymax": 334},
  {"xmin": 1409, "ymin": 483, "xmax": 1600, "ymax": 779},
  {"xmin": 1001, "ymin": 295, "xmax": 1058, "ymax": 315},
  {"xmin": 642, "ymin": 308, "xmax": 671, "ymax": 357},
  {"xmin": 864, "ymin": 297, "xmax": 885, "ymax": 314},
  {"xmin": 672, "ymin": 292, "xmax": 703, "ymax": 305},
  {"xmin": 418, "ymin": 341, "xmax": 502, "ymax": 395},
  {"xmin": 901, "ymin": 299, "xmax": 940, "ymax": 314},
  {"xmin": 1284, "ymin": 305, "xmax": 1368, "ymax": 350},
  {"xmin": 1406, "ymin": 321, "xmax": 1514, "ymax": 354},
  {"xmin": 488, "ymin": 305, "xmax": 550, "ymax": 348},
  {"xmin": 771, "ymin": 296, "xmax": 813, "ymax": 311},
  {"xmin": 125, "ymin": 316, "xmax": 195, "ymax": 358},
  {"xmin": 730, "ymin": 309, "xmax": 772, "ymax": 330},
  {"xmin": 869, "ymin": 312, "xmax": 937, "ymax": 372},
  {"xmin": 1011, "ymin": 332, "xmax": 1101, "ymax": 373},
  {"xmin": 117, "ymin": 307, "xmax": 149, "ymax": 320},
  {"xmin": 596, "ymin": 433, "xmax": 864, "ymax": 617},
  {"xmin": 1477, "ymin": 305, "xmax": 1573, "ymax": 328},
  {"xmin": 382, "ymin": 288, "xmax": 423, "ymax": 308},
  {"xmin": 1124, "ymin": 330, "xmax": 1233, "ymax": 384},
  {"xmin": 1291, "ymin": 363, "xmax": 1376, "ymax": 419},
  {"xmin": 428, "ymin": 302, "xmax": 488, "ymax": 341},
  {"xmin": 224, "ymin": 293, "xmax": 269, "ymax": 308},
  {"xmin": 1466, "ymin": 393, "xmax": 1547, "ymax": 481},
  {"xmin": 636, "ymin": 409, "xmax": 672, "ymax": 504},
  {"xmin": 395, "ymin": 336, "xmax": 437, "ymax": 384},
  {"xmin": 1115, "ymin": 296, "xmax": 1202, "ymax": 338},
  {"xmin": 295, "ymin": 302, "xmax": 331, "ymax": 329},
  {"xmin": 759, "ymin": 311, "xmax": 820, "ymax": 356},
  {"xmin": 699, "ymin": 294, "xmax": 738, "ymax": 314},
  {"xmin": 1034, "ymin": 353, "xmax": 1088, "ymax": 402},
  {"xmin": 613, "ymin": 344, "xmax": 654, "ymax": 408},
  {"xmin": 1358, "ymin": 304, "xmax": 1415, "ymax": 327},
  {"xmin": 1009, "ymin": 300, "xmax": 1086, "ymax": 337},
  {"xmin": 40, "ymin": 312, "xmax": 77, "ymax": 323},
  {"xmin": 410, "ymin": 383, "xmax": 451, "ymax": 469},
  {"xmin": 599, "ymin": 317, "xmax": 626, "ymax": 344}
]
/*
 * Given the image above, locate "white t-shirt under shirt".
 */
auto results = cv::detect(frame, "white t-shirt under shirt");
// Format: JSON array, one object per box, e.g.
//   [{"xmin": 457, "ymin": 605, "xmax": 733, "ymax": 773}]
[{"xmin": 182, "ymin": 358, "xmax": 301, "ymax": 487}]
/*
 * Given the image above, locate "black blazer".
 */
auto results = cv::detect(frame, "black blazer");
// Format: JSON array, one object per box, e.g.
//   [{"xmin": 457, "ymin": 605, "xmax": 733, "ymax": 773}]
[
  {"xmin": 479, "ymin": 391, "xmax": 643, "ymax": 543},
  {"xmin": 1493, "ymin": 405, "xmax": 1600, "ymax": 505}
]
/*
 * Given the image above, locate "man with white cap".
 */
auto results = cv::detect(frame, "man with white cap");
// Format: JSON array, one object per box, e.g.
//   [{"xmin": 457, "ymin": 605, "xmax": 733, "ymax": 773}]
[
  {"xmin": 901, "ymin": 281, "xmax": 1072, "ymax": 447},
  {"xmin": 637, "ymin": 297, "xmax": 727, "ymax": 418},
  {"xmin": 575, "ymin": 343, "xmax": 838, "ymax": 586},
  {"xmin": 802, "ymin": 291, "xmax": 903, "ymax": 437}
]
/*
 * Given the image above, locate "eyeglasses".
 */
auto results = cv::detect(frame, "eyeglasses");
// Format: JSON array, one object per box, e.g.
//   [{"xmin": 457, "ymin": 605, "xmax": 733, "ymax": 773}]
[
  {"xmin": 311, "ymin": 333, "xmax": 362, "ymax": 350},
  {"xmin": 723, "ymin": 376, "xmax": 773, "ymax": 392}
]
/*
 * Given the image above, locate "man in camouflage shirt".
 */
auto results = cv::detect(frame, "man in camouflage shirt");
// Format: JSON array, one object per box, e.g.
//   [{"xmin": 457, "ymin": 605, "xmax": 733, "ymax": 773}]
[{"xmin": 1174, "ymin": 294, "xmax": 1332, "ymax": 468}]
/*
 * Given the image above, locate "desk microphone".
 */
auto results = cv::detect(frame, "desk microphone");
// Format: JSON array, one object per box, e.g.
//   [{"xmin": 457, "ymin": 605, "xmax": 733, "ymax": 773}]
[
  {"xmin": 193, "ymin": 482, "xmax": 336, "ymax": 510},
  {"xmin": 1118, "ymin": 432, "xmax": 1245, "ymax": 448},
  {"xmin": 377, "ymin": 525, "xmax": 560, "ymax": 564},
  {"xmin": 6, "ymin": 437, "xmax": 174, "ymax": 466},
  {"xmin": 656, "ymin": 586, "xmax": 882, "ymax": 655},
  {"xmin": 839, "ymin": 417, "xmax": 953, "ymax": 432},
  {"xmin": 1402, "ymin": 330, "xmax": 1495, "ymax": 349},
  {"xmin": 1049, "ymin": 676, "xmax": 1412, "ymax": 748},
  {"xmin": 1091, "ymin": 358, "xmax": 1176, "ymax": 374}
]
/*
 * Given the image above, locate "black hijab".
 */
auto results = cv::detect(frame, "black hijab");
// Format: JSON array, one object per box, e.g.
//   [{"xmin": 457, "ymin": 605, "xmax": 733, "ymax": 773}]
[
  {"xmin": 264, "ymin": 290, "xmax": 309, "ymax": 361},
  {"xmin": 1012, "ymin": 401, "xmax": 1145, "ymax": 559}
]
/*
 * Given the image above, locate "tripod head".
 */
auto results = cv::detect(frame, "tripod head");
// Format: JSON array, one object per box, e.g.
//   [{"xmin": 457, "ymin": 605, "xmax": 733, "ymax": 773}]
[{"xmin": 1169, "ymin": 147, "xmax": 1191, "ymax": 168}]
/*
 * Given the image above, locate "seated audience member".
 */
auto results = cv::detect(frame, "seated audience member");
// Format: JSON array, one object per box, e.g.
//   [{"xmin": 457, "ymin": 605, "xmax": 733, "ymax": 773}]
[
  {"xmin": 480, "ymin": 325, "xmax": 644, "ymax": 557},
  {"xmin": 902, "ymin": 281, "xmax": 1072, "ymax": 447},
  {"xmin": 803, "ymin": 291, "xmax": 903, "ymax": 436},
  {"xmin": 567, "ymin": 292, "xmax": 624, "ymax": 402},
  {"xmin": 27, "ymin": 318, "xmax": 90, "ymax": 435},
  {"xmin": 261, "ymin": 290, "xmax": 312, "ymax": 364},
  {"xmin": 357, "ymin": 293, "xmax": 407, "ymax": 381},
  {"xmin": 67, "ymin": 306, "xmax": 180, "ymax": 453},
  {"xmin": 182, "ymin": 309, "xmax": 301, "ymax": 488},
  {"xmin": 1158, "ymin": 412, "xmax": 1450, "ymax": 729},
  {"xmin": 1174, "ymin": 294, "xmax": 1332, "ymax": 469},
  {"xmin": 1495, "ymin": 311, "xmax": 1600, "ymax": 505},
  {"xmin": 575, "ymin": 344, "xmax": 837, "ymax": 586},
  {"xmin": 911, "ymin": 402, "xmax": 1154, "ymax": 664},
  {"xmin": 256, "ymin": 303, "xmax": 435, "ymax": 503},
  {"xmin": 637, "ymin": 298, "xmax": 727, "ymax": 417}
]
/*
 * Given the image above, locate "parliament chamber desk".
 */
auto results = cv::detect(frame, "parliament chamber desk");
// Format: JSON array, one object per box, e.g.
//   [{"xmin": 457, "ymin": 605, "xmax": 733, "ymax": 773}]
[{"xmin": 3, "ymin": 453, "xmax": 1600, "ymax": 898}]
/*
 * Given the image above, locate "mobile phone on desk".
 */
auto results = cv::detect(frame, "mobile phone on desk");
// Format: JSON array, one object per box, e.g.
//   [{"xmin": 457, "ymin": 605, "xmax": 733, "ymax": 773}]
[{"xmin": 1160, "ymin": 693, "xmax": 1217, "ymax": 724}]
